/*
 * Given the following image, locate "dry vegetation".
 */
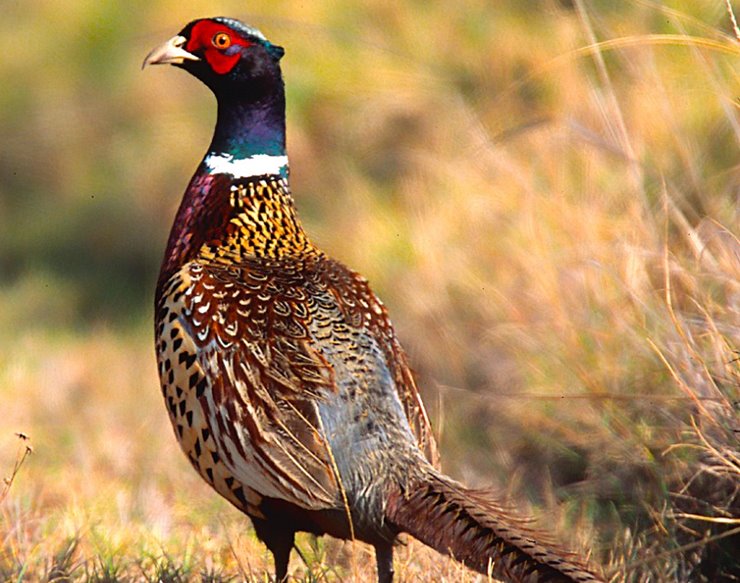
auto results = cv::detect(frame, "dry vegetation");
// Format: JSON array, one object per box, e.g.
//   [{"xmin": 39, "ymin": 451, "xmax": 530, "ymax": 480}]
[{"xmin": 1, "ymin": 0, "xmax": 738, "ymax": 581}]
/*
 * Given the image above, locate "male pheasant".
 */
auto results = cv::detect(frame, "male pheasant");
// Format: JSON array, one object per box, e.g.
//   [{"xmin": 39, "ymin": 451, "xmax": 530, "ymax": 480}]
[{"xmin": 144, "ymin": 17, "xmax": 603, "ymax": 583}]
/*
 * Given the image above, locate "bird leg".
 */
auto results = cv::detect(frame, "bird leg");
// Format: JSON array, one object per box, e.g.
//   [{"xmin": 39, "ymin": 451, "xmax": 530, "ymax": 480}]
[
  {"xmin": 374, "ymin": 540, "xmax": 395, "ymax": 583},
  {"xmin": 251, "ymin": 518, "xmax": 295, "ymax": 582}
]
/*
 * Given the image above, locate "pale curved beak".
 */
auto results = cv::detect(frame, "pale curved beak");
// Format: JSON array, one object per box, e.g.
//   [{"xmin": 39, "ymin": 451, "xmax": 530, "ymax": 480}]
[{"xmin": 142, "ymin": 35, "xmax": 200, "ymax": 69}]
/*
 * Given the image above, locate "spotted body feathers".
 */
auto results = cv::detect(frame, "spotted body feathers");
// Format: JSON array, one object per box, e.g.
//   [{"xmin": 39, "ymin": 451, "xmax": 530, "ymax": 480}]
[{"xmin": 146, "ymin": 16, "xmax": 603, "ymax": 583}]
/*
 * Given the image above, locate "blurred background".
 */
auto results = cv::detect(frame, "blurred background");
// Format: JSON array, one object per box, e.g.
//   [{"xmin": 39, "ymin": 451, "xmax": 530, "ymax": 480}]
[{"xmin": 1, "ymin": 0, "xmax": 738, "ymax": 580}]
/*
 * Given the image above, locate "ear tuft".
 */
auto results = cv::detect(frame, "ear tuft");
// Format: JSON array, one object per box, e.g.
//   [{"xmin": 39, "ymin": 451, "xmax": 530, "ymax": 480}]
[{"xmin": 267, "ymin": 43, "xmax": 285, "ymax": 60}]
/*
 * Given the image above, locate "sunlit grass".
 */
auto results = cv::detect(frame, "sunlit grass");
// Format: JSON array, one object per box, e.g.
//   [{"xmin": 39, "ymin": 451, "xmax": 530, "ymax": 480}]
[{"xmin": 1, "ymin": 0, "xmax": 738, "ymax": 580}]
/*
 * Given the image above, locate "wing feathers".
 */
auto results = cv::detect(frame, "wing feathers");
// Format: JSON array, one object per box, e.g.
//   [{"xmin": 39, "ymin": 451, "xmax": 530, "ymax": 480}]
[{"xmin": 156, "ymin": 255, "xmax": 439, "ymax": 514}]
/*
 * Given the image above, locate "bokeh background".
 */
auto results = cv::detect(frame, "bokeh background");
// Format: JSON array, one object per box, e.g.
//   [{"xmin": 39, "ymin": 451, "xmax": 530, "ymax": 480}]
[{"xmin": 1, "ymin": 0, "xmax": 738, "ymax": 580}]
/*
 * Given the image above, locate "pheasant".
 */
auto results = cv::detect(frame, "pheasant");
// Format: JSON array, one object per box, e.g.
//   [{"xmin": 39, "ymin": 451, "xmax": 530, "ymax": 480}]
[{"xmin": 144, "ymin": 17, "xmax": 603, "ymax": 583}]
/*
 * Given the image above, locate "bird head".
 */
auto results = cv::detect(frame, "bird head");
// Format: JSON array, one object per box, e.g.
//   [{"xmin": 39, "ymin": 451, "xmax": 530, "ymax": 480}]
[{"xmin": 143, "ymin": 17, "xmax": 285, "ymax": 98}]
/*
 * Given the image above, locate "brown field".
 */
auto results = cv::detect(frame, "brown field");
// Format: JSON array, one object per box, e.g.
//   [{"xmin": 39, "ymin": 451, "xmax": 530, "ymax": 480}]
[{"xmin": 1, "ymin": 1, "xmax": 738, "ymax": 581}]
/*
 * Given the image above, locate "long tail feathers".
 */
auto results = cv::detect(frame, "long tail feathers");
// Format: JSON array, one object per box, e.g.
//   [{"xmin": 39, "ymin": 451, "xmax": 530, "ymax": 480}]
[{"xmin": 386, "ymin": 470, "xmax": 603, "ymax": 583}]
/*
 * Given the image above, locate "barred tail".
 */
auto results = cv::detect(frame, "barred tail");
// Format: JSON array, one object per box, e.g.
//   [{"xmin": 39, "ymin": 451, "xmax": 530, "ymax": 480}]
[{"xmin": 386, "ymin": 469, "xmax": 603, "ymax": 583}]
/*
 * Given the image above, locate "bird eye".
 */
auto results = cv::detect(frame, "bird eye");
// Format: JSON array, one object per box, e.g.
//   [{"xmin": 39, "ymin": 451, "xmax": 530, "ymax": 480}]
[{"xmin": 212, "ymin": 32, "xmax": 232, "ymax": 49}]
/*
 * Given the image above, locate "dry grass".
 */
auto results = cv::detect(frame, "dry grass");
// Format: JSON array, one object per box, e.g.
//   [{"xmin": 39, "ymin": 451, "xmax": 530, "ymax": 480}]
[{"xmin": 1, "ymin": 0, "xmax": 738, "ymax": 581}]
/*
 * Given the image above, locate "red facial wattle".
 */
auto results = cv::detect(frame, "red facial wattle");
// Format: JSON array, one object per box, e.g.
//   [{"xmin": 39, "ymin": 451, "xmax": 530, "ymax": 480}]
[{"xmin": 187, "ymin": 20, "xmax": 251, "ymax": 75}]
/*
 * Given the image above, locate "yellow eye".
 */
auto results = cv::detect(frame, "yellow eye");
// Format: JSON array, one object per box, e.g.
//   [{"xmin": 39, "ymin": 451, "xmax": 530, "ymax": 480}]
[{"xmin": 212, "ymin": 32, "xmax": 232, "ymax": 49}]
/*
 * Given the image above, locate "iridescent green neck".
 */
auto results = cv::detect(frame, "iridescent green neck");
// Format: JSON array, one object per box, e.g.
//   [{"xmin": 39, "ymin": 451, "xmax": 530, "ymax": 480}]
[{"xmin": 208, "ymin": 91, "xmax": 286, "ymax": 161}]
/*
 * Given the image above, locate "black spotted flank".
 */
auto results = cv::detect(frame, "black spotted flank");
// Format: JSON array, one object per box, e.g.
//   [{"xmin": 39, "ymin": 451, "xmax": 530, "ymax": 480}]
[
  {"xmin": 195, "ymin": 377, "xmax": 207, "ymax": 398},
  {"xmin": 179, "ymin": 352, "xmax": 197, "ymax": 368},
  {"xmin": 167, "ymin": 396, "xmax": 177, "ymax": 416},
  {"xmin": 232, "ymin": 486, "xmax": 248, "ymax": 508}
]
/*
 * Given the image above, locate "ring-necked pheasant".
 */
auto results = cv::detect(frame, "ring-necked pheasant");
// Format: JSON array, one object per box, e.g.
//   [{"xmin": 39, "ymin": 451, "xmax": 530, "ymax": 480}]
[{"xmin": 144, "ymin": 17, "xmax": 603, "ymax": 583}]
